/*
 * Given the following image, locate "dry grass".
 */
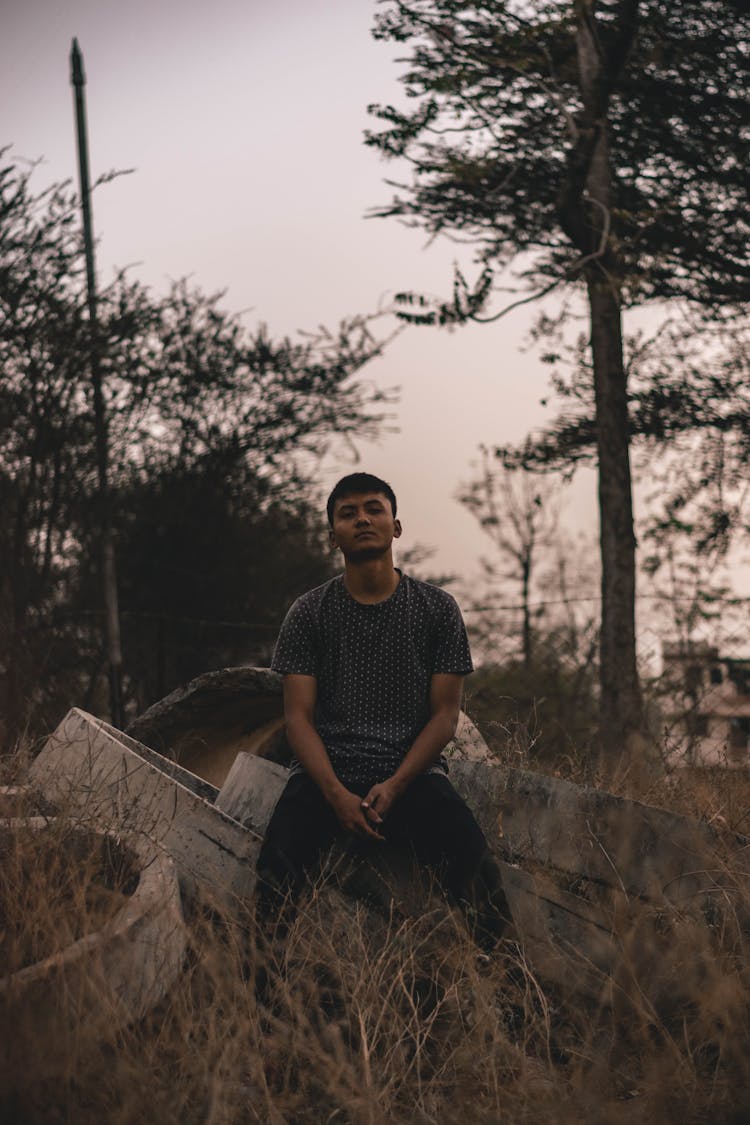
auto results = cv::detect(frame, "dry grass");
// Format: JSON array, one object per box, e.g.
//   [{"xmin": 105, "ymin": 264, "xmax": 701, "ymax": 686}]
[
  {"xmin": 645, "ymin": 767, "xmax": 750, "ymax": 839},
  {"xmin": 1, "ymin": 748, "xmax": 750, "ymax": 1124},
  {"xmin": 0, "ymin": 819, "xmax": 135, "ymax": 973}
]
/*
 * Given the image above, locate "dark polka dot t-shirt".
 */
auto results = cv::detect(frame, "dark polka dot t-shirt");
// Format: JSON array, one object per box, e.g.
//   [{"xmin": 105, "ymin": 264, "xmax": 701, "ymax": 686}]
[{"xmin": 271, "ymin": 572, "xmax": 473, "ymax": 790}]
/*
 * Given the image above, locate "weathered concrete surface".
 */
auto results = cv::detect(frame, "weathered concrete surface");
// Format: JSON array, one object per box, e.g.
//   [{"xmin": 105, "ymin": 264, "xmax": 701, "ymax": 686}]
[
  {"xmin": 447, "ymin": 711, "xmax": 495, "ymax": 764},
  {"xmin": 127, "ymin": 667, "xmax": 287, "ymax": 784},
  {"xmin": 449, "ymin": 759, "xmax": 742, "ymax": 910},
  {"xmin": 0, "ymin": 821, "xmax": 185, "ymax": 1078},
  {"xmin": 216, "ymin": 752, "xmax": 289, "ymax": 834},
  {"xmin": 30, "ymin": 709, "xmax": 260, "ymax": 907},
  {"xmin": 498, "ymin": 860, "xmax": 622, "ymax": 1001},
  {"xmin": 107, "ymin": 722, "xmax": 219, "ymax": 803}
]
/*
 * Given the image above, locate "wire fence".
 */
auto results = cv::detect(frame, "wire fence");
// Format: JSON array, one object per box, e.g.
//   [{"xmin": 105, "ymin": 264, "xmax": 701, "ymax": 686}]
[{"xmin": 6, "ymin": 592, "xmax": 750, "ymax": 770}]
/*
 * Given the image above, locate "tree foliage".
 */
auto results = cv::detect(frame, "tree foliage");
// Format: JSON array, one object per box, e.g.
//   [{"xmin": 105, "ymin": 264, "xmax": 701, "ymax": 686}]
[
  {"xmin": 367, "ymin": 0, "xmax": 750, "ymax": 766},
  {"xmin": 0, "ymin": 154, "xmax": 394, "ymax": 739},
  {"xmin": 368, "ymin": 0, "xmax": 749, "ymax": 311},
  {"xmin": 71, "ymin": 464, "xmax": 338, "ymax": 713},
  {"xmin": 504, "ymin": 308, "xmax": 750, "ymax": 551}
]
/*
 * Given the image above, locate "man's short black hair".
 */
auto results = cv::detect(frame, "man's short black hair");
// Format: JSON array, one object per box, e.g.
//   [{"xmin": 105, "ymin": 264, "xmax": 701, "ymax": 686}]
[{"xmin": 326, "ymin": 473, "xmax": 397, "ymax": 526}]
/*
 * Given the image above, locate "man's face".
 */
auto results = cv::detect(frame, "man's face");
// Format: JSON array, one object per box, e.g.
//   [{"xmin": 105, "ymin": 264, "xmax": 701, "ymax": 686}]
[{"xmin": 329, "ymin": 490, "xmax": 402, "ymax": 561}]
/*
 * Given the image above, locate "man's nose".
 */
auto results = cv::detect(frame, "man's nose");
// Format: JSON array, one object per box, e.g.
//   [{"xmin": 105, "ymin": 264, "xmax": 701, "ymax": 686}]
[{"xmin": 355, "ymin": 512, "xmax": 371, "ymax": 526}]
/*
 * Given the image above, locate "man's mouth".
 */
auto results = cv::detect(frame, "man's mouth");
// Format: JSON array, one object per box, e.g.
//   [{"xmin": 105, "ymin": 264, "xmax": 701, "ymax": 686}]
[{"xmin": 355, "ymin": 530, "xmax": 376, "ymax": 538}]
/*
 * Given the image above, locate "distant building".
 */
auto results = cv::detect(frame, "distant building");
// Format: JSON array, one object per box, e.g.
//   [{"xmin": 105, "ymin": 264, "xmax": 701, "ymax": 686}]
[{"xmin": 661, "ymin": 643, "xmax": 750, "ymax": 768}]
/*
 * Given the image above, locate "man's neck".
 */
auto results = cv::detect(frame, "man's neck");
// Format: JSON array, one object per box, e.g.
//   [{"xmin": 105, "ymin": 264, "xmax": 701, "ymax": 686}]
[{"xmin": 343, "ymin": 554, "xmax": 400, "ymax": 604}]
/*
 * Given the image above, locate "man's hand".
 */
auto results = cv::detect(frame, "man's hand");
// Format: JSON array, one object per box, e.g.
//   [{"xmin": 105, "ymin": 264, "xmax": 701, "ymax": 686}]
[
  {"xmin": 282, "ymin": 675, "xmax": 384, "ymax": 841},
  {"xmin": 329, "ymin": 788, "xmax": 385, "ymax": 842},
  {"xmin": 360, "ymin": 777, "xmax": 404, "ymax": 825}
]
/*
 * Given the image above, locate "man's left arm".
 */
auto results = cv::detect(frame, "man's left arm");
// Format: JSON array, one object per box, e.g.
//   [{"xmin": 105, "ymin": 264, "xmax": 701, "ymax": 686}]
[{"xmin": 361, "ymin": 673, "xmax": 463, "ymax": 824}]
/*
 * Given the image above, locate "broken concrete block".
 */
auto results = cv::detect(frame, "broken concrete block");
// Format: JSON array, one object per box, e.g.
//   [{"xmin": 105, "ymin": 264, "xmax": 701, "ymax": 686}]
[
  {"xmin": 449, "ymin": 759, "xmax": 740, "ymax": 911},
  {"xmin": 30, "ymin": 709, "xmax": 260, "ymax": 908},
  {"xmin": 127, "ymin": 667, "xmax": 287, "ymax": 784},
  {"xmin": 0, "ymin": 820, "xmax": 185, "ymax": 1078},
  {"xmin": 216, "ymin": 752, "xmax": 289, "ymax": 834}
]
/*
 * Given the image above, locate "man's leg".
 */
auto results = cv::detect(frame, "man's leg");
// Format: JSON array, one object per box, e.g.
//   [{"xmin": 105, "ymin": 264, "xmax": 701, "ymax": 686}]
[
  {"xmin": 255, "ymin": 773, "xmax": 341, "ymax": 928},
  {"xmin": 385, "ymin": 773, "xmax": 511, "ymax": 948}
]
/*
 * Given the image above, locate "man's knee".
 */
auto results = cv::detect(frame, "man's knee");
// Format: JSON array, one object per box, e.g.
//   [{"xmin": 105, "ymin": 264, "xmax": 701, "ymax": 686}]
[{"xmin": 420, "ymin": 773, "xmax": 488, "ymax": 859}]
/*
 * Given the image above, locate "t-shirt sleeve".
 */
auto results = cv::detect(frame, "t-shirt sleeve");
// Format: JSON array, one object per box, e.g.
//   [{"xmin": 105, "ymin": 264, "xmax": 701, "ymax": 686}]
[
  {"xmin": 431, "ymin": 593, "xmax": 474, "ymax": 675},
  {"xmin": 270, "ymin": 596, "xmax": 318, "ymax": 676}
]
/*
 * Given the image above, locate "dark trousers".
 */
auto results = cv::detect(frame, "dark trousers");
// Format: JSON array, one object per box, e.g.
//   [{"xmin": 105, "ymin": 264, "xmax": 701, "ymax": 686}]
[{"xmin": 256, "ymin": 772, "xmax": 510, "ymax": 947}]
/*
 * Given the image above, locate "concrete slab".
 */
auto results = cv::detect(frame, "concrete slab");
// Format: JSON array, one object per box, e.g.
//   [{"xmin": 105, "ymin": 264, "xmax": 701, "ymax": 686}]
[
  {"xmin": 216, "ymin": 752, "xmax": 289, "ymax": 834},
  {"xmin": 449, "ymin": 759, "xmax": 740, "ymax": 910},
  {"xmin": 127, "ymin": 667, "xmax": 287, "ymax": 783},
  {"xmin": 29, "ymin": 709, "xmax": 261, "ymax": 908}
]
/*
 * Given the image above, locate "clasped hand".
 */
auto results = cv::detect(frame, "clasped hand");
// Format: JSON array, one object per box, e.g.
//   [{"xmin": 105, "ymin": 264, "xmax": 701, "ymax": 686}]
[
  {"xmin": 329, "ymin": 778, "xmax": 402, "ymax": 842},
  {"xmin": 361, "ymin": 778, "xmax": 401, "ymax": 824}
]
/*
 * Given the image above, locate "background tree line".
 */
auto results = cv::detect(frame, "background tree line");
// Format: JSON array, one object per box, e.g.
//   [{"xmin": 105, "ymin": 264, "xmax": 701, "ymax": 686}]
[{"xmin": 0, "ymin": 154, "xmax": 394, "ymax": 743}]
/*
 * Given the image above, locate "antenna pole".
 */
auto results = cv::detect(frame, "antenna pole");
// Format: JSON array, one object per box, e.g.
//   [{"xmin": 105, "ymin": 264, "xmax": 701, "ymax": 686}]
[{"xmin": 71, "ymin": 38, "xmax": 124, "ymax": 728}]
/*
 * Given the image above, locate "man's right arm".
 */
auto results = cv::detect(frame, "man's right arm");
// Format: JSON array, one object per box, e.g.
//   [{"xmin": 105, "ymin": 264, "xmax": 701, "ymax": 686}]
[{"xmin": 282, "ymin": 674, "xmax": 384, "ymax": 841}]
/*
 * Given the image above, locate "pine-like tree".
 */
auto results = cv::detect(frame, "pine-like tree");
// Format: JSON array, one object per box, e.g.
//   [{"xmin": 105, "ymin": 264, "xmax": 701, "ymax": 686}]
[{"xmin": 367, "ymin": 0, "xmax": 749, "ymax": 767}]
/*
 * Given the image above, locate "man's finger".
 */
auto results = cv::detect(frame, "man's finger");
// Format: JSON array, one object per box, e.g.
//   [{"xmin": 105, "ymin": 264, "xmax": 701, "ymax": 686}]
[
  {"xmin": 360, "ymin": 825, "xmax": 384, "ymax": 841},
  {"xmin": 358, "ymin": 813, "xmax": 384, "ymax": 841},
  {"xmin": 361, "ymin": 799, "xmax": 383, "ymax": 823}
]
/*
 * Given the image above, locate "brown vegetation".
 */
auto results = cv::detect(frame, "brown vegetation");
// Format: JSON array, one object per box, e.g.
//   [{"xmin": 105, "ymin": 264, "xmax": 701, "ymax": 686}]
[
  {"xmin": 0, "ymin": 816, "xmax": 136, "ymax": 975},
  {"xmin": 1, "ymin": 749, "xmax": 749, "ymax": 1123}
]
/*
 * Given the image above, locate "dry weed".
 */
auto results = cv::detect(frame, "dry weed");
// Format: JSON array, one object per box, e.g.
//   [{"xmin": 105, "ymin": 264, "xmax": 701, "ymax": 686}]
[
  {"xmin": 1, "ymin": 750, "xmax": 750, "ymax": 1123},
  {"xmin": 0, "ymin": 819, "xmax": 136, "ymax": 974}
]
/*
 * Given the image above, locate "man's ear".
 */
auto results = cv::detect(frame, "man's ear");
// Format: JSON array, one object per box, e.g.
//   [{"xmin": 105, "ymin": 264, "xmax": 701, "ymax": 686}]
[
  {"xmin": 394, "ymin": 519, "xmax": 402, "ymax": 539},
  {"xmin": 328, "ymin": 527, "xmax": 339, "ymax": 549}
]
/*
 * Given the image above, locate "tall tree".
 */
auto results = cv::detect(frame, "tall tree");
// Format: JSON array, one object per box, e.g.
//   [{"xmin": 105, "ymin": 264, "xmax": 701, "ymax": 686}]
[{"xmin": 367, "ymin": 0, "xmax": 749, "ymax": 768}]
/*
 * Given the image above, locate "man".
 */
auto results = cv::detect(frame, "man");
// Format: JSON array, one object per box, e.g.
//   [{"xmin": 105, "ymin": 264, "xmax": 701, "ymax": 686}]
[{"xmin": 256, "ymin": 472, "xmax": 509, "ymax": 944}]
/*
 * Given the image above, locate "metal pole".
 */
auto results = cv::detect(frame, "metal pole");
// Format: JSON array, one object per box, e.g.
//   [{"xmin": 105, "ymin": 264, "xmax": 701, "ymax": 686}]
[{"xmin": 71, "ymin": 37, "xmax": 124, "ymax": 728}]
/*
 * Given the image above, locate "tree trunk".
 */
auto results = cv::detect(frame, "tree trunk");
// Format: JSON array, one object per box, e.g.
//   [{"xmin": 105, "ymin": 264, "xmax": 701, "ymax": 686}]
[
  {"xmin": 521, "ymin": 557, "xmax": 532, "ymax": 670},
  {"xmin": 586, "ymin": 272, "xmax": 643, "ymax": 763},
  {"xmin": 565, "ymin": 0, "xmax": 644, "ymax": 772}
]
